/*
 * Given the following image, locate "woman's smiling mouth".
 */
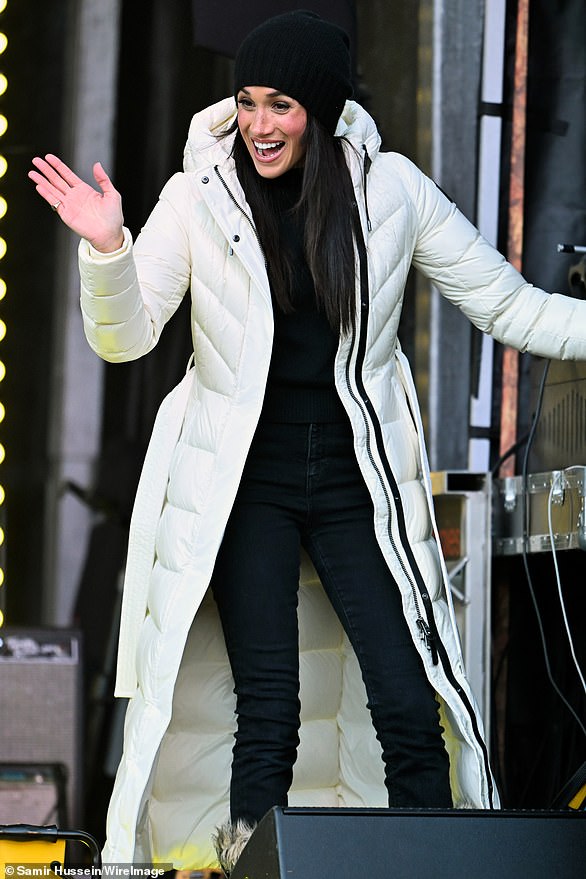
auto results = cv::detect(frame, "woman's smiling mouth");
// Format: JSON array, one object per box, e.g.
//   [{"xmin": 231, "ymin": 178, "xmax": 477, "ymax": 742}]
[{"xmin": 253, "ymin": 140, "xmax": 286, "ymax": 161}]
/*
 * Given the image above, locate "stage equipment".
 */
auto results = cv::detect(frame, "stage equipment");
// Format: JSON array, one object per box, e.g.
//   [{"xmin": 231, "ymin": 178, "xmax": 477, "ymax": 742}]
[
  {"xmin": 231, "ymin": 806, "xmax": 586, "ymax": 879},
  {"xmin": 557, "ymin": 244, "xmax": 586, "ymax": 254},
  {"xmin": 568, "ymin": 256, "xmax": 586, "ymax": 298},
  {"xmin": 498, "ymin": 0, "xmax": 531, "ymax": 479},
  {"xmin": 0, "ymin": 764, "xmax": 67, "ymax": 825},
  {"xmin": 552, "ymin": 762, "xmax": 586, "ymax": 811},
  {"xmin": 0, "ymin": 824, "xmax": 101, "ymax": 871},
  {"xmin": 431, "ymin": 471, "xmax": 492, "ymax": 729},
  {"xmin": 0, "ymin": 628, "xmax": 83, "ymax": 824},
  {"xmin": 493, "ymin": 468, "xmax": 585, "ymax": 555},
  {"xmin": 528, "ymin": 360, "xmax": 586, "ymax": 473}
]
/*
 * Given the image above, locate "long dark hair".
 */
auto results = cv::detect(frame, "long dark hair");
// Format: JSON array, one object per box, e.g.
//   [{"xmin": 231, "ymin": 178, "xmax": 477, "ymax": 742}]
[{"xmin": 225, "ymin": 115, "xmax": 358, "ymax": 334}]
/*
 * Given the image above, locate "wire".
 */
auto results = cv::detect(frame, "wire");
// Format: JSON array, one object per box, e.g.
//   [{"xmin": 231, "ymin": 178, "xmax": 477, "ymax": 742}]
[
  {"xmin": 520, "ymin": 359, "xmax": 550, "ymax": 489},
  {"xmin": 40, "ymin": 799, "xmax": 59, "ymax": 826},
  {"xmin": 491, "ymin": 430, "xmax": 530, "ymax": 477},
  {"xmin": 520, "ymin": 358, "xmax": 586, "ymax": 740},
  {"xmin": 547, "ymin": 471, "xmax": 586, "ymax": 693}
]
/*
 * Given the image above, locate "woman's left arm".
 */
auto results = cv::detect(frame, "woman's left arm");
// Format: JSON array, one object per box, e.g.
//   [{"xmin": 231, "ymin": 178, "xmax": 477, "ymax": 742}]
[{"xmin": 403, "ymin": 155, "xmax": 586, "ymax": 361}]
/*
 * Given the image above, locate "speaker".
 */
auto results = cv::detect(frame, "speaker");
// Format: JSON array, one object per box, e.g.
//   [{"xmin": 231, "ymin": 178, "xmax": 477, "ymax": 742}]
[
  {"xmin": 0, "ymin": 628, "xmax": 83, "ymax": 823},
  {"xmin": 0, "ymin": 763, "xmax": 68, "ymax": 825},
  {"xmin": 232, "ymin": 807, "xmax": 586, "ymax": 879}
]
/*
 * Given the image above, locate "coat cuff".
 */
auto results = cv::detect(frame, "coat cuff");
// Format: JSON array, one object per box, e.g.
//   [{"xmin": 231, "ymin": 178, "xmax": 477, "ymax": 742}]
[{"xmin": 78, "ymin": 226, "xmax": 133, "ymax": 262}]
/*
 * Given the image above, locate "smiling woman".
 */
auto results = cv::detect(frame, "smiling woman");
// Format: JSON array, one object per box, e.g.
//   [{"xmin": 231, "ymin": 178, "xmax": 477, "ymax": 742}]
[
  {"xmin": 28, "ymin": 7, "xmax": 586, "ymax": 877},
  {"xmin": 236, "ymin": 87, "xmax": 307, "ymax": 178}
]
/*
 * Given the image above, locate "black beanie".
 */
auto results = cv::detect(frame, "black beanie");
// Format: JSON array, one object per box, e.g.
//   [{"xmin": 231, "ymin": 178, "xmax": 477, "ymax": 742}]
[{"xmin": 233, "ymin": 10, "xmax": 353, "ymax": 135}]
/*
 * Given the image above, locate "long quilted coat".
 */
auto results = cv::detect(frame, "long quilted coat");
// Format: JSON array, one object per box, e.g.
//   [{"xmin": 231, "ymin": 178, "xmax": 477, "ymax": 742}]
[{"xmin": 78, "ymin": 98, "xmax": 586, "ymax": 869}]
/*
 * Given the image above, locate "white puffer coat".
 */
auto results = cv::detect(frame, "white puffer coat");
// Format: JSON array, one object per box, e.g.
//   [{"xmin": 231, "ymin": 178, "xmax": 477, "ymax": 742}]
[{"xmin": 78, "ymin": 98, "xmax": 586, "ymax": 869}]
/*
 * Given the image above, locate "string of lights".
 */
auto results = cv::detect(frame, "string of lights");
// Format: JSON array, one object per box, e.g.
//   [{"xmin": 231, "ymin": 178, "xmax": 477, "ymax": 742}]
[{"xmin": 0, "ymin": 0, "xmax": 8, "ymax": 627}]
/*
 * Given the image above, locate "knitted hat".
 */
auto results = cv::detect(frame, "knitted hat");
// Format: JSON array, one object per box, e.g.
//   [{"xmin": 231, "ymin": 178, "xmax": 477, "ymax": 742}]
[{"xmin": 234, "ymin": 10, "xmax": 353, "ymax": 135}]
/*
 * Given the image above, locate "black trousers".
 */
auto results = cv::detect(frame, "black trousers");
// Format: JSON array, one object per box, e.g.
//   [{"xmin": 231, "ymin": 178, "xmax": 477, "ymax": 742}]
[{"xmin": 211, "ymin": 418, "xmax": 452, "ymax": 825}]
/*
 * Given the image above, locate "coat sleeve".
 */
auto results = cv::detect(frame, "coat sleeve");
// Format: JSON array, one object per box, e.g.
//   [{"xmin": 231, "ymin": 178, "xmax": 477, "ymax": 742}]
[
  {"xmin": 78, "ymin": 172, "xmax": 192, "ymax": 362},
  {"xmin": 399, "ymin": 156, "xmax": 586, "ymax": 361}
]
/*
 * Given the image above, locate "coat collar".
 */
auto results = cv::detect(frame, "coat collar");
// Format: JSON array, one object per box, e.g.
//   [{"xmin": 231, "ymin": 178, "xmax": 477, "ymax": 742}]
[
  {"xmin": 181, "ymin": 97, "xmax": 381, "ymax": 304},
  {"xmin": 183, "ymin": 97, "xmax": 236, "ymax": 174},
  {"xmin": 182, "ymin": 96, "xmax": 382, "ymax": 175}
]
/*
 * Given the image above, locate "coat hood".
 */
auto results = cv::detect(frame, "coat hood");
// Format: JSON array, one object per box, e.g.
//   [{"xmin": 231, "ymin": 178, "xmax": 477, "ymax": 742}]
[{"xmin": 183, "ymin": 96, "xmax": 382, "ymax": 174}]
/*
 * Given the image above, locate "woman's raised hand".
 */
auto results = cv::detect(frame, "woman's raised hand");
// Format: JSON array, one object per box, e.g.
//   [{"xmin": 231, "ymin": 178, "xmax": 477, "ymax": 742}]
[{"xmin": 28, "ymin": 154, "xmax": 125, "ymax": 253}]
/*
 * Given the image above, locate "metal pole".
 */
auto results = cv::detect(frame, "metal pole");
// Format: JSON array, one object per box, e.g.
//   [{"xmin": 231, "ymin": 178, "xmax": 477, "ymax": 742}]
[{"xmin": 499, "ymin": 0, "xmax": 530, "ymax": 477}]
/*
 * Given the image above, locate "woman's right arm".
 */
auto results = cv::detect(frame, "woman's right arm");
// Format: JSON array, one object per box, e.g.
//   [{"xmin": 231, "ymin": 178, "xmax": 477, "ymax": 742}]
[{"xmin": 29, "ymin": 155, "xmax": 191, "ymax": 363}]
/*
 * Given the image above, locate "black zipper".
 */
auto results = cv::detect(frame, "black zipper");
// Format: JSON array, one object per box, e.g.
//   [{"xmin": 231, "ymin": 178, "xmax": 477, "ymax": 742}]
[
  {"xmin": 347, "ymin": 202, "xmax": 437, "ymax": 662},
  {"xmin": 361, "ymin": 145, "xmax": 373, "ymax": 232},
  {"xmin": 347, "ymin": 194, "xmax": 495, "ymax": 807},
  {"xmin": 213, "ymin": 165, "xmax": 268, "ymax": 271}
]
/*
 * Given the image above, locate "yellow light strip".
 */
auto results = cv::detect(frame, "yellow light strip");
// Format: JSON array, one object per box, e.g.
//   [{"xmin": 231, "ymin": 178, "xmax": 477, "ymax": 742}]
[{"xmin": 0, "ymin": 1, "xmax": 7, "ymax": 625}]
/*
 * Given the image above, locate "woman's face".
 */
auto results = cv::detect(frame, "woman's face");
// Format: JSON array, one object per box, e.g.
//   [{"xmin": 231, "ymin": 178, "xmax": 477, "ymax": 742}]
[{"xmin": 237, "ymin": 86, "xmax": 307, "ymax": 179}]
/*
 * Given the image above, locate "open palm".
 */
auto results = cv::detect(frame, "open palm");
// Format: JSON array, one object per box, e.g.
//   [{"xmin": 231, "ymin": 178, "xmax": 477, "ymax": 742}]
[{"xmin": 29, "ymin": 154, "xmax": 124, "ymax": 253}]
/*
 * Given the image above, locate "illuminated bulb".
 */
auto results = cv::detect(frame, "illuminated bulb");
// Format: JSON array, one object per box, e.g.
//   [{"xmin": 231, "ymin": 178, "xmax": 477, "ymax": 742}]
[
  {"xmin": 0, "ymin": 197, "xmax": 6, "ymax": 219},
  {"xmin": 0, "ymin": 238, "xmax": 5, "ymax": 259},
  {"xmin": 0, "ymin": 485, "xmax": 4, "ymax": 504},
  {"xmin": 0, "ymin": 320, "xmax": 5, "ymax": 342},
  {"xmin": 0, "ymin": 569, "xmax": 4, "ymax": 587},
  {"xmin": 0, "ymin": 279, "xmax": 5, "ymax": 300},
  {"xmin": 0, "ymin": 116, "xmax": 7, "ymax": 137},
  {"xmin": 0, "ymin": 402, "xmax": 4, "ymax": 422},
  {"xmin": 0, "ymin": 156, "xmax": 7, "ymax": 177},
  {"xmin": 0, "ymin": 609, "xmax": 4, "ymax": 628},
  {"xmin": 0, "ymin": 33, "xmax": 6, "ymax": 54},
  {"xmin": 0, "ymin": 75, "xmax": 6, "ymax": 97},
  {"xmin": 0, "ymin": 445, "xmax": 5, "ymax": 465},
  {"xmin": 0, "ymin": 2, "xmax": 7, "ymax": 14},
  {"xmin": 0, "ymin": 362, "xmax": 4, "ymax": 382},
  {"xmin": 0, "ymin": 526, "xmax": 4, "ymax": 544}
]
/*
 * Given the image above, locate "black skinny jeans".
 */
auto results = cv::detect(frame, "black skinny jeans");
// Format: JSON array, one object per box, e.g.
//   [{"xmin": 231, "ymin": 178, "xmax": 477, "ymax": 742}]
[{"xmin": 210, "ymin": 417, "xmax": 452, "ymax": 826}]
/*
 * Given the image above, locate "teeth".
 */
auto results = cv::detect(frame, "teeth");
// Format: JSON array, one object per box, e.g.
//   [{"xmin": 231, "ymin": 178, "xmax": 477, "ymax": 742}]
[{"xmin": 254, "ymin": 141, "xmax": 284, "ymax": 152}]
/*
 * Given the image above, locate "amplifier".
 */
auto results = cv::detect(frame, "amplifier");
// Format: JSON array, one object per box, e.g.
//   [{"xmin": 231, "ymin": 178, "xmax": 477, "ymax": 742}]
[
  {"xmin": 492, "ymin": 468, "xmax": 586, "ymax": 555},
  {"xmin": 232, "ymin": 806, "xmax": 586, "ymax": 879},
  {"xmin": 0, "ymin": 628, "xmax": 83, "ymax": 824},
  {"xmin": 0, "ymin": 763, "xmax": 67, "ymax": 825},
  {"xmin": 528, "ymin": 359, "xmax": 586, "ymax": 472}
]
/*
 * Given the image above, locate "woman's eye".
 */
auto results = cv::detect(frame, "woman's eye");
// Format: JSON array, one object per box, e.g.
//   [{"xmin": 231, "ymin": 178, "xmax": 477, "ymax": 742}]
[
  {"xmin": 237, "ymin": 98, "xmax": 254, "ymax": 109},
  {"xmin": 273, "ymin": 102, "xmax": 290, "ymax": 112}
]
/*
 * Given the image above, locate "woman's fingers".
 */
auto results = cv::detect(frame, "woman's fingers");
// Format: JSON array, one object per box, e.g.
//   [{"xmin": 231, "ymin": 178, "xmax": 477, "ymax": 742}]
[
  {"xmin": 27, "ymin": 170, "xmax": 63, "ymax": 210},
  {"xmin": 41, "ymin": 153, "xmax": 84, "ymax": 189},
  {"xmin": 29, "ymin": 155, "xmax": 119, "ymax": 205},
  {"xmin": 92, "ymin": 161, "xmax": 115, "ymax": 195},
  {"xmin": 29, "ymin": 153, "xmax": 125, "ymax": 250},
  {"xmin": 30, "ymin": 158, "xmax": 68, "ymax": 195}
]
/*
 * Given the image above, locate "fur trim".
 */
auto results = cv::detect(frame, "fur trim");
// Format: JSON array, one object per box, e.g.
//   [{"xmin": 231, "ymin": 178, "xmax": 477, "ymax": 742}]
[{"xmin": 212, "ymin": 818, "xmax": 256, "ymax": 877}]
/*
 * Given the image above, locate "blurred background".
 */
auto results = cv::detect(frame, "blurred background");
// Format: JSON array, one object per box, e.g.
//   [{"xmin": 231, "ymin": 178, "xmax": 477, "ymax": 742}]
[{"xmin": 0, "ymin": 0, "xmax": 584, "ymax": 846}]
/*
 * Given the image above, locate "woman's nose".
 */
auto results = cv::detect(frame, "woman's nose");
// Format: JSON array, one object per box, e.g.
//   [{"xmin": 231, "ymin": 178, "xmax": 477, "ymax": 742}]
[{"xmin": 250, "ymin": 108, "xmax": 273, "ymax": 136}]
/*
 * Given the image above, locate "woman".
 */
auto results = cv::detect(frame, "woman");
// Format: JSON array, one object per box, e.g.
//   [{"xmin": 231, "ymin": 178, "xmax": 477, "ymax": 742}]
[{"xmin": 29, "ymin": 11, "xmax": 586, "ymax": 875}]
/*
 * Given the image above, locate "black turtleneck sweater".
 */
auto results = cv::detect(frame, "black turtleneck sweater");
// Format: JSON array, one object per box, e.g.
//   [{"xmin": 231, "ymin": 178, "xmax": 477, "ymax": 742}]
[{"xmin": 254, "ymin": 168, "xmax": 347, "ymax": 423}]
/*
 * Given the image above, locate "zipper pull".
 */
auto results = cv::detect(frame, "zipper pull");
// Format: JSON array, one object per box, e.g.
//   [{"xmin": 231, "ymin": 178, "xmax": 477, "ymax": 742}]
[{"xmin": 417, "ymin": 618, "xmax": 439, "ymax": 665}]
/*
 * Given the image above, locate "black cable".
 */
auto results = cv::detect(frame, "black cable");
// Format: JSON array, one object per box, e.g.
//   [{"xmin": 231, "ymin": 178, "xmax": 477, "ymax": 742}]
[
  {"xmin": 491, "ymin": 430, "xmax": 530, "ymax": 477},
  {"xmin": 520, "ymin": 358, "xmax": 586, "ymax": 740}
]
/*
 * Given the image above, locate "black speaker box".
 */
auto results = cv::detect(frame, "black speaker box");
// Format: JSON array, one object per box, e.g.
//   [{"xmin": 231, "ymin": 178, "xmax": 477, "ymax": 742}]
[
  {"xmin": 232, "ymin": 806, "xmax": 586, "ymax": 879},
  {"xmin": 0, "ymin": 628, "xmax": 83, "ymax": 823}
]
